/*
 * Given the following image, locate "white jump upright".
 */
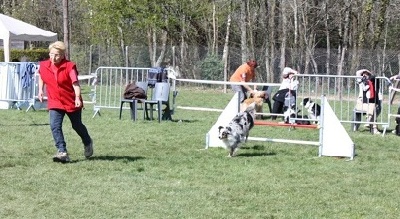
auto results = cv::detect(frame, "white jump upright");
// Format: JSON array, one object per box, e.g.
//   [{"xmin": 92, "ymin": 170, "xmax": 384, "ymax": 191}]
[
  {"xmin": 319, "ymin": 96, "xmax": 355, "ymax": 159},
  {"xmin": 205, "ymin": 92, "xmax": 239, "ymax": 148},
  {"xmin": 205, "ymin": 95, "xmax": 355, "ymax": 160}
]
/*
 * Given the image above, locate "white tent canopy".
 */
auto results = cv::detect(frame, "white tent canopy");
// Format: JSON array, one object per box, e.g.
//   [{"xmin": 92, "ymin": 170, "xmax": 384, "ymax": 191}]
[{"xmin": 0, "ymin": 13, "xmax": 57, "ymax": 62}]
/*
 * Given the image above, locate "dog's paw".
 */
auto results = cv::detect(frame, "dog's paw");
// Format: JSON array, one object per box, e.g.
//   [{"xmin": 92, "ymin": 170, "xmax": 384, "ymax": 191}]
[{"xmin": 227, "ymin": 151, "xmax": 236, "ymax": 157}]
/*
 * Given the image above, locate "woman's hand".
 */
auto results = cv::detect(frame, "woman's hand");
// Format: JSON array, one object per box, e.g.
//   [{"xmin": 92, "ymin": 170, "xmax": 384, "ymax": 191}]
[
  {"xmin": 75, "ymin": 97, "xmax": 82, "ymax": 107},
  {"xmin": 38, "ymin": 90, "xmax": 44, "ymax": 102}
]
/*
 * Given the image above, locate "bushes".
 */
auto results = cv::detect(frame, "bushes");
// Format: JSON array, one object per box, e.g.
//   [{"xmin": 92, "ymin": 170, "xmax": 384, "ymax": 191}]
[
  {"xmin": 199, "ymin": 54, "xmax": 224, "ymax": 81},
  {"xmin": 0, "ymin": 48, "xmax": 48, "ymax": 62}
]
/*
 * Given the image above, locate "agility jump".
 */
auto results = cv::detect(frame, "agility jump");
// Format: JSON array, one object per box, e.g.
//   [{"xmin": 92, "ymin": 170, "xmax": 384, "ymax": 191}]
[
  {"xmin": 172, "ymin": 78, "xmax": 355, "ymax": 160},
  {"xmin": 204, "ymin": 92, "xmax": 354, "ymax": 160},
  {"xmin": 253, "ymin": 120, "xmax": 319, "ymax": 129}
]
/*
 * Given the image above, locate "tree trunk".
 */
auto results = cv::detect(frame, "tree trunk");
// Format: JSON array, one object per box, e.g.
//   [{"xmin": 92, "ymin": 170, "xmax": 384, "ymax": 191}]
[
  {"xmin": 247, "ymin": 0, "xmax": 254, "ymax": 59},
  {"xmin": 354, "ymin": 0, "xmax": 374, "ymax": 71},
  {"xmin": 279, "ymin": 3, "xmax": 287, "ymax": 73},
  {"xmin": 337, "ymin": 1, "xmax": 351, "ymax": 98},
  {"xmin": 324, "ymin": 1, "xmax": 330, "ymax": 75},
  {"xmin": 117, "ymin": 26, "xmax": 125, "ymax": 66},
  {"xmin": 146, "ymin": 27, "xmax": 166, "ymax": 67},
  {"xmin": 147, "ymin": 28, "xmax": 154, "ymax": 66},
  {"xmin": 373, "ymin": 0, "xmax": 389, "ymax": 50},
  {"xmin": 155, "ymin": 30, "xmax": 167, "ymax": 67},
  {"xmin": 212, "ymin": 0, "xmax": 217, "ymax": 55},
  {"xmin": 338, "ymin": 2, "xmax": 351, "ymax": 71},
  {"xmin": 240, "ymin": 0, "xmax": 248, "ymax": 62},
  {"xmin": 291, "ymin": 0, "xmax": 299, "ymax": 71},
  {"xmin": 222, "ymin": 1, "xmax": 232, "ymax": 93},
  {"xmin": 63, "ymin": 0, "xmax": 70, "ymax": 59},
  {"xmin": 267, "ymin": 0, "xmax": 278, "ymax": 83},
  {"xmin": 180, "ymin": 15, "xmax": 189, "ymax": 79}
]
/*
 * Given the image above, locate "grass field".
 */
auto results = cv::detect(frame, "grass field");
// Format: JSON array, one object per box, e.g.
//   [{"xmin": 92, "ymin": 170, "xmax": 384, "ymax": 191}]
[{"xmin": 1, "ymin": 88, "xmax": 400, "ymax": 218}]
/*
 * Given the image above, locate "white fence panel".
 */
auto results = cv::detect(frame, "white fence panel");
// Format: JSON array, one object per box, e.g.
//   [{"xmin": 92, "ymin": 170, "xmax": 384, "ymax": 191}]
[{"xmin": 0, "ymin": 62, "xmax": 37, "ymax": 110}]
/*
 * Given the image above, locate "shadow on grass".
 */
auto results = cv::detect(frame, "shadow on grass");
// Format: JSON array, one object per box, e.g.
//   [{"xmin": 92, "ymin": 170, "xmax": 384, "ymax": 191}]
[
  {"xmin": 29, "ymin": 123, "xmax": 50, "ymax": 126},
  {"xmin": 170, "ymin": 119, "xmax": 200, "ymax": 123},
  {"xmin": 0, "ymin": 123, "xmax": 49, "ymax": 126},
  {"xmin": 356, "ymin": 128, "xmax": 395, "ymax": 135},
  {"xmin": 236, "ymin": 152, "xmax": 277, "ymax": 157},
  {"xmin": 144, "ymin": 119, "xmax": 199, "ymax": 123},
  {"xmin": 89, "ymin": 155, "xmax": 145, "ymax": 162},
  {"xmin": 241, "ymin": 145, "xmax": 267, "ymax": 150},
  {"xmin": 64, "ymin": 155, "xmax": 145, "ymax": 164},
  {"xmin": 236, "ymin": 145, "xmax": 277, "ymax": 157}
]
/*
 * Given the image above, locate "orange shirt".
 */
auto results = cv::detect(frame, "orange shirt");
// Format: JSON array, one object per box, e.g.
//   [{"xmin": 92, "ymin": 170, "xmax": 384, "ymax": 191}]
[{"xmin": 229, "ymin": 63, "xmax": 255, "ymax": 82}]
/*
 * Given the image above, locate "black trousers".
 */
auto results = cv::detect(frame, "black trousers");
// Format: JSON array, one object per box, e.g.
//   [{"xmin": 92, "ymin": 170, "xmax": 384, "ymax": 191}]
[{"xmin": 271, "ymin": 101, "xmax": 284, "ymax": 120}]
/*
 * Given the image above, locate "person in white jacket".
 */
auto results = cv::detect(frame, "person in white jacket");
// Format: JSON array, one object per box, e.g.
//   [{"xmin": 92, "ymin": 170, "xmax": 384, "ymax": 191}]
[{"xmin": 271, "ymin": 67, "xmax": 299, "ymax": 120}]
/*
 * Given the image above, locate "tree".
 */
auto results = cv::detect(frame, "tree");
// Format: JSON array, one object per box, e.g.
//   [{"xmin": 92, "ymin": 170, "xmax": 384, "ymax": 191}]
[
  {"xmin": 240, "ymin": 0, "xmax": 248, "ymax": 63},
  {"xmin": 222, "ymin": 0, "xmax": 232, "ymax": 92},
  {"xmin": 63, "ymin": 0, "xmax": 69, "ymax": 59},
  {"xmin": 2, "ymin": 0, "xmax": 400, "ymax": 82}
]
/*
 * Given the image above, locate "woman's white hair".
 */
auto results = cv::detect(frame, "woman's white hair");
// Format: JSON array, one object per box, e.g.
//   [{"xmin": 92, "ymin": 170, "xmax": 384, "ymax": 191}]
[{"xmin": 48, "ymin": 41, "xmax": 66, "ymax": 54}]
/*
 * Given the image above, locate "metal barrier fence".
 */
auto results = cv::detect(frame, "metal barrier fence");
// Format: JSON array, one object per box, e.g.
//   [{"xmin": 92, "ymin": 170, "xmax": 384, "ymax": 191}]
[
  {"xmin": 0, "ymin": 62, "xmax": 97, "ymax": 112},
  {"xmin": 92, "ymin": 66, "xmax": 394, "ymax": 133},
  {"xmin": 92, "ymin": 66, "xmax": 178, "ymax": 117},
  {"xmin": 294, "ymin": 74, "xmax": 392, "ymax": 134},
  {"xmin": 173, "ymin": 74, "xmax": 393, "ymax": 134},
  {"xmin": 0, "ymin": 62, "xmax": 38, "ymax": 110}
]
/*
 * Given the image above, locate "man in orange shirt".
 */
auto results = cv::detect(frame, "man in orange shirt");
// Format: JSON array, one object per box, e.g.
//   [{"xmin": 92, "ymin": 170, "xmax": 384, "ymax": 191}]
[{"xmin": 229, "ymin": 60, "xmax": 258, "ymax": 102}]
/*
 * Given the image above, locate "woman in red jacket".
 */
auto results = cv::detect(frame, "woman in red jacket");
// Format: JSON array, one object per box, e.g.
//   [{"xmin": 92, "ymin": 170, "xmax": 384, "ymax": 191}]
[{"xmin": 38, "ymin": 41, "xmax": 93, "ymax": 163}]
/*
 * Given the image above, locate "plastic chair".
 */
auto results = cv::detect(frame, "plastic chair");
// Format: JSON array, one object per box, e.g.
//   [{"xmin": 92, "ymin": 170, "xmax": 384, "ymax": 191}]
[
  {"xmin": 119, "ymin": 81, "xmax": 148, "ymax": 121},
  {"xmin": 142, "ymin": 82, "xmax": 172, "ymax": 122}
]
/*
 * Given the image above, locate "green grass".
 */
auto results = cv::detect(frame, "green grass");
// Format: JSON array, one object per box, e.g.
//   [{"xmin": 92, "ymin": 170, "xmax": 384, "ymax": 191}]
[{"xmin": 1, "ymin": 88, "xmax": 400, "ymax": 218}]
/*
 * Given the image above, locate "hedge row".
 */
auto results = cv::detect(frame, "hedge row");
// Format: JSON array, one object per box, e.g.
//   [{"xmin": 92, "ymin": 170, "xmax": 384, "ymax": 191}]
[{"xmin": 0, "ymin": 49, "xmax": 49, "ymax": 62}]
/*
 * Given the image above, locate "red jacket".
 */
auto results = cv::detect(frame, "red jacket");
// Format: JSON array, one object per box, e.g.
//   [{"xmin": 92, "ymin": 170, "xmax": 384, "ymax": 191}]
[{"xmin": 39, "ymin": 59, "xmax": 82, "ymax": 112}]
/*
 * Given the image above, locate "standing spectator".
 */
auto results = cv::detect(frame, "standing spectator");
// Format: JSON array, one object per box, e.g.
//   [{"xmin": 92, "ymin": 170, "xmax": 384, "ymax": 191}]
[
  {"xmin": 355, "ymin": 69, "xmax": 380, "ymax": 134},
  {"xmin": 390, "ymin": 73, "xmax": 400, "ymax": 134},
  {"xmin": 38, "ymin": 41, "xmax": 93, "ymax": 162},
  {"xmin": 229, "ymin": 60, "xmax": 258, "ymax": 103},
  {"xmin": 271, "ymin": 67, "xmax": 299, "ymax": 120},
  {"xmin": 390, "ymin": 73, "xmax": 400, "ymax": 81}
]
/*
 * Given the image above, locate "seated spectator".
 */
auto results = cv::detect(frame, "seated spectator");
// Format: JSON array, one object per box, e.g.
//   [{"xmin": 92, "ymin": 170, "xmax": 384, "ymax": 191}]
[{"xmin": 389, "ymin": 74, "xmax": 400, "ymax": 134}]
